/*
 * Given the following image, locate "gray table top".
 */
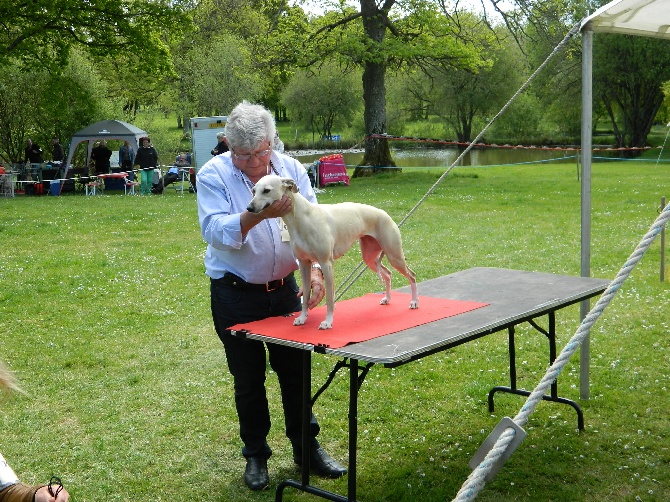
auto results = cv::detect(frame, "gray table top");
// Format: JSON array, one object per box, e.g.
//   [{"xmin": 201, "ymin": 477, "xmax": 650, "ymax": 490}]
[
  {"xmin": 323, "ymin": 267, "xmax": 609, "ymax": 365},
  {"xmin": 237, "ymin": 267, "xmax": 609, "ymax": 366}
]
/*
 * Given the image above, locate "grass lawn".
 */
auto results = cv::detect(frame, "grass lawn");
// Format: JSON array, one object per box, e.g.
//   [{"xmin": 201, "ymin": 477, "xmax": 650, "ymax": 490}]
[{"xmin": 1, "ymin": 159, "xmax": 669, "ymax": 501}]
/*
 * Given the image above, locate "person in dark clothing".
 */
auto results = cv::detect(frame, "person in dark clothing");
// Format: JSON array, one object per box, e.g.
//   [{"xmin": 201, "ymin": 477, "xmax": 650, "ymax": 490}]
[
  {"xmin": 90, "ymin": 140, "xmax": 112, "ymax": 175},
  {"xmin": 134, "ymin": 137, "xmax": 159, "ymax": 195},
  {"xmin": 118, "ymin": 141, "xmax": 135, "ymax": 180},
  {"xmin": 211, "ymin": 132, "xmax": 229, "ymax": 156},
  {"xmin": 24, "ymin": 139, "xmax": 44, "ymax": 181},
  {"xmin": 51, "ymin": 138, "xmax": 64, "ymax": 163},
  {"xmin": 24, "ymin": 139, "xmax": 43, "ymax": 164}
]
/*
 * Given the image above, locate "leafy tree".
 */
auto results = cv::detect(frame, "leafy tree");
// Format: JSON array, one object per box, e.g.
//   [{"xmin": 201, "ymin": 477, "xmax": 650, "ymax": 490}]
[
  {"xmin": 191, "ymin": 0, "xmax": 309, "ymax": 118},
  {"xmin": 385, "ymin": 68, "xmax": 434, "ymax": 135},
  {"xmin": 0, "ymin": 0, "xmax": 189, "ymax": 74},
  {"xmin": 421, "ymin": 19, "xmax": 521, "ymax": 143},
  {"xmin": 177, "ymin": 34, "xmax": 264, "ymax": 117},
  {"xmin": 517, "ymin": 1, "xmax": 585, "ymax": 141},
  {"xmin": 96, "ymin": 52, "xmax": 172, "ymax": 119},
  {"xmin": 299, "ymin": 2, "xmax": 482, "ymax": 175},
  {"xmin": 594, "ymin": 34, "xmax": 670, "ymax": 152},
  {"xmin": 482, "ymin": 0, "xmax": 670, "ymax": 148},
  {"xmin": 38, "ymin": 49, "xmax": 114, "ymax": 156},
  {"xmin": 490, "ymin": 92, "xmax": 543, "ymax": 141},
  {"xmin": 281, "ymin": 64, "xmax": 362, "ymax": 141},
  {"xmin": 0, "ymin": 49, "xmax": 110, "ymax": 164},
  {"xmin": 0, "ymin": 69, "xmax": 41, "ymax": 164}
]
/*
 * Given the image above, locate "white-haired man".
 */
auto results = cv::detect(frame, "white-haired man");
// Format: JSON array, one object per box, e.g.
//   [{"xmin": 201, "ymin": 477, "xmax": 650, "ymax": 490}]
[{"xmin": 197, "ymin": 101, "xmax": 346, "ymax": 491}]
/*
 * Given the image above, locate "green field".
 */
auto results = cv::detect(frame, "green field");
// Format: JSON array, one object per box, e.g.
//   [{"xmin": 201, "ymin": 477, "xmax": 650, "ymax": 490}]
[{"xmin": 1, "ymin": 159, "xmax": 669, "ymax": 501}]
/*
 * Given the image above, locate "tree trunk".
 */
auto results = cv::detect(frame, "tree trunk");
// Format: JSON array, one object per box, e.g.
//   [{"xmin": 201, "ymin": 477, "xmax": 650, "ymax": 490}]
[{"xmin": 353, "ymin": 0, "xmax": 398, "ymax": 178}]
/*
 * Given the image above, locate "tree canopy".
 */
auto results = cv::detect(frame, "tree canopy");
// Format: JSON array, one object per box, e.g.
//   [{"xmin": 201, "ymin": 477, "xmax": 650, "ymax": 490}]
[
  {"xmin": 594, "ymin": 33, "xmax": 670, "ymax": 150},
  {"xmin": 281, "ymin": 64, "xmax": 362, "ymax": 140},
  {"xmin": 298, "ymin": 0, "xmax": 485, "ymax": 174},
  {"xmin": 1, "ymin": 0, "xmax": 670, "ymax": 167},
  {"xmin": 0, "ymin": 0, "xmax": 189, "ymax": 73}
]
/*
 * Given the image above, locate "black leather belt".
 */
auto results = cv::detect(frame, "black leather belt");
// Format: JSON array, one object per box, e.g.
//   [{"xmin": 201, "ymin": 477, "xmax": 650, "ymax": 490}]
[{"xmin": 218, "ymin": 272, "xmax": 293, "ymax": 292}]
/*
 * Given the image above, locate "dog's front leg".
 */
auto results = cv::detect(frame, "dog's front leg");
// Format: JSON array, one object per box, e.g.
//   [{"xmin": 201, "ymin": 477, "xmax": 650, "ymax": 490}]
[
  {"xmin": 319, "ymin": 261, "xmax": 335, "ymax": 329},
  {"xmin": 293, "ymin": 260, "xmax": 312, "ymax": 326}
]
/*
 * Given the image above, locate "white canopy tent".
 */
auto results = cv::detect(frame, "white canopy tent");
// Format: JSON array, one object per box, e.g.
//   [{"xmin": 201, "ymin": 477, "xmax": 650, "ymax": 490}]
[
  {"xmin": 579, "ymin": 0, "xmax": 670, "ymax": 398},
  {"xmin": 63, "ymin": 120, "xmax": 148, "ymax": 179}
]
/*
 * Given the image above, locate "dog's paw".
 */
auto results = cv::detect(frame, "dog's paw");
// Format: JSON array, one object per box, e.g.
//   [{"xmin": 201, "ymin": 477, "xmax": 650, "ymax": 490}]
[
  {"xmin": 318, "ymin": 320, "xmax": 333, "ymax": 330},
  {"xmin": 293, "ymin": 315, "xmax": 307, "ymax": 326},
  {"xmin": 379, "ymin": 296, "xmax": 390, "ymax": 305},
  {"xmin": 409, "ymin": 300, "xmax": 419, "ymax": 309}
]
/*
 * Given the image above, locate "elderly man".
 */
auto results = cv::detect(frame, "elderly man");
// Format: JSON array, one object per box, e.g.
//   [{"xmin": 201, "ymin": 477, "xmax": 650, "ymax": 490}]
[{"xmin": 197, "ymin": 101, "xmax": 346, "ymax": 491}]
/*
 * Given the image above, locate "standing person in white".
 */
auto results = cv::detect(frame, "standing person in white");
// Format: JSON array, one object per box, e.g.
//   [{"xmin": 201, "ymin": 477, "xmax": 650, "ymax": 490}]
[{"xmin": 196, "ymin": 101, "xmax": 347, "ymax": 491}]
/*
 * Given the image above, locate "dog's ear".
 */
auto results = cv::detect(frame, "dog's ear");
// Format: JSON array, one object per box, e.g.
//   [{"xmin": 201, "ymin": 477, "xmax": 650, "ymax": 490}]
[{"xmin": 282, "ymin": 178, "xmax": 299, "ymax": 193}]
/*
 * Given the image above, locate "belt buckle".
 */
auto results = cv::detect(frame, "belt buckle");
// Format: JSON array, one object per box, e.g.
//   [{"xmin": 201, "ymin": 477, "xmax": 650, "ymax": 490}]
[{"xmin": 266, "ymin": 278, "xmax": 284, "ymax": 292}]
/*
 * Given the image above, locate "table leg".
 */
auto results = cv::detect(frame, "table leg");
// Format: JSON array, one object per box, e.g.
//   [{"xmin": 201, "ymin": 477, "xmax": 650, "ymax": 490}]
[
  {"xmin": 301, "ymin": 350, "xmax": 311, "ymax": 486},
  {"xmin": 348, "ymin": 359, "xmax": 358, "ymax": 501},
  {"xmin": 488, "ymin": 314, "xmax": 585, "ymax": 430},
  {"xmin": 275, "ymin": 354, "xmax": 357, "ymax": 502}
]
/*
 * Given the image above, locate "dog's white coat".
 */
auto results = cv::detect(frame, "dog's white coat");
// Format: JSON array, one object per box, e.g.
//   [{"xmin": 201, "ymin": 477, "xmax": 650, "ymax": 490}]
[{"xmin": 247, "ymin": 175, "xmax": 419, "ymax": 329}]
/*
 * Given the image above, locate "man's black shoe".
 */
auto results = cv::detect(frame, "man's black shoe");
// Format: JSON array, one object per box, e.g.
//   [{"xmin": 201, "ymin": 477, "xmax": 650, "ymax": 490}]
[
  {"xmin": 294, "ymin": 444, "xmax": 347, "ymax": 478},
  {"xmin": 244, "ymin": 456, "xmax": 269, "ymax": 491}
]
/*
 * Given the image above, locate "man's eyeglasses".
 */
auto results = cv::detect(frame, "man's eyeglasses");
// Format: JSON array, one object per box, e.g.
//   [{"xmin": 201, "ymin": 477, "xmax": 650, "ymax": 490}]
[
  {"xmin": 48, "ymin": 476, "xmax": 64, "ymax": 498},
  {"xmin": 231, "ymin": 148, "xmax": 272, "ymax": 161}
]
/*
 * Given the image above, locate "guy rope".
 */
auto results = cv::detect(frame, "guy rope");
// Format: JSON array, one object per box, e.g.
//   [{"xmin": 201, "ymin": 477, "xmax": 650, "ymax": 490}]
[{"xmin": 452, "ymin": 199, "xmax": 670, "ymax": 502}]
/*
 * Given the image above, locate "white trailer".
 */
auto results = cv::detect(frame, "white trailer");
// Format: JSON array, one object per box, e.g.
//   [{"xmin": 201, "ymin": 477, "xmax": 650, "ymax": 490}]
[{"xmin": 190, "ymin": 116, "xmax": 228, "ymax": 171}]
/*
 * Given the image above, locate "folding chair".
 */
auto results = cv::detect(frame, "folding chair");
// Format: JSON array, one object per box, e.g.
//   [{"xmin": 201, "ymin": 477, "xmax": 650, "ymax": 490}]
[
  {"xmin": 124, "ymin": 180, "xmax": 140, "ymax": 195},
  {"xmin": 85, "ymin": 180, "xmax": 100, "ymax": 195},
  {"xmin": 0, "ymin": 172, "xmax": 14, "ymax": 197}
]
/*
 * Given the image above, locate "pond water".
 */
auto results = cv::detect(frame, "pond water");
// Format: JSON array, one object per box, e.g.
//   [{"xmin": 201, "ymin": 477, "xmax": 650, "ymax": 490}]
[{"xmin": 292, "ymin": 146, "xmax": 580, "ymax": 169}]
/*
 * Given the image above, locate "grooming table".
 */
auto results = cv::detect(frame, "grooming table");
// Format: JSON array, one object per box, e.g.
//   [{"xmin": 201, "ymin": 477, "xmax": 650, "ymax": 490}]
[{"xmin": 229, "ymin": 267, "xmax": 609, "ymax": 502}]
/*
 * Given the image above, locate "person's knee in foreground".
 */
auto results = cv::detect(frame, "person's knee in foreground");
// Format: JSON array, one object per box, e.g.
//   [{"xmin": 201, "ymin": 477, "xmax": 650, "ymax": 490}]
[
  {"xmin": 196, "ymin": 100, "xmax": 347, "ymax": 491},
  {"xmin": 0, "ymin": 363, "xmax": 70, "ymax": 502}
]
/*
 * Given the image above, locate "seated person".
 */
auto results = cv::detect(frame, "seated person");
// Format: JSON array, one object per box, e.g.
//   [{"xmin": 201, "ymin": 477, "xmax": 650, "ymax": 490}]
[
  {"xmin": 174, "ymin": 153, "xmax": 192, "ymax": 167},
  {"xmin": 153, "ymin": 158, "xmax": 185, "ymax": 194}
]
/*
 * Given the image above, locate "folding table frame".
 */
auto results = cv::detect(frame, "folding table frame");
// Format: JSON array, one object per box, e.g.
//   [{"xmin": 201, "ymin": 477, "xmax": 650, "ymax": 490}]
[{"xmin": 231, "ymin": 267, "xmax": 609, "ymax": 502}]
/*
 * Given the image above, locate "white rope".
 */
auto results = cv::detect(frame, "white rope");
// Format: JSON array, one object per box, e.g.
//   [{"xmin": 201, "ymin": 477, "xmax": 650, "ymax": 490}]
[
  {"xmin": 656, "ymin": 123, "xmax": 670, "ymax": 165},
  {"xmin": 452, "ymin": 202, "xmax": 670, "ymax": 502}
]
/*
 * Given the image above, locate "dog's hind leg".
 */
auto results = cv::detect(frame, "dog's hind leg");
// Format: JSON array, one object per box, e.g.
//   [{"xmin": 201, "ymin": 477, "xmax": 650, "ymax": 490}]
[
  {"xmin": 360, "ymin": 236, "xmax": 393, "ymax": 305},
  {"xmin": 384, "ymin": 253, "xmax": 419, "ymax": 309},
  {"xmin": 375, "ymin": 229, "xmax": 419, "ymax": 310}
]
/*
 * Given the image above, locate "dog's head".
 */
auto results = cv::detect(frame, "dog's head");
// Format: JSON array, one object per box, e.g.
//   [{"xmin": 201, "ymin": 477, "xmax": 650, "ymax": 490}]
[{"xmin": 247, "ymin": 175, "xmax": 298, "ymax": 213}]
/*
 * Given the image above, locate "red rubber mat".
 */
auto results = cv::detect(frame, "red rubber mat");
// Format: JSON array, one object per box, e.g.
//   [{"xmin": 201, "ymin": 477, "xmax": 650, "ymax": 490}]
[{"xmin": 230, "ymin": 293, "xmax": 488, "ymax": 349}]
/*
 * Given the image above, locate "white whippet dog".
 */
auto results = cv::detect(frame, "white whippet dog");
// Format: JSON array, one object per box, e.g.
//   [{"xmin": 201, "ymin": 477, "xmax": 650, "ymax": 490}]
[{"xmin": 247, "ymin": 174, "xmax": 419, "ymax": 329}]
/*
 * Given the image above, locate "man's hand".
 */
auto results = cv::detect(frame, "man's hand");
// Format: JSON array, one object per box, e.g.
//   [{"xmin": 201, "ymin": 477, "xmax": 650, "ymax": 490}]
[
  {"xmin": 241, "ymin": 195, "xmax": 292, "ymax": 234},
  {"xmin": 34, "ymin": 484, "xmax": 70, "ymax": 502},
  {"xmin": 298, "ymin": 264, "xmax": 324, "ymax": 309}
]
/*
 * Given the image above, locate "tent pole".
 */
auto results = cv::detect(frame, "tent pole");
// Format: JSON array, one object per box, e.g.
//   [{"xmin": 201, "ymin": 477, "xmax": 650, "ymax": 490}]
[{"xmin": 580, "ymin": 25, "xmax": 593, "ymax": 400}]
